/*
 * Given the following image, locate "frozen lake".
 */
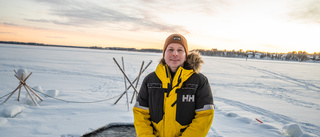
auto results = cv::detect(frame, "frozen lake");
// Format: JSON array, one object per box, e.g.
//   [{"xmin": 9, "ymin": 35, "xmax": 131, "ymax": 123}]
[{"xmin": 0, "ymin": 44, "xmax": 319, "ymax": 137}]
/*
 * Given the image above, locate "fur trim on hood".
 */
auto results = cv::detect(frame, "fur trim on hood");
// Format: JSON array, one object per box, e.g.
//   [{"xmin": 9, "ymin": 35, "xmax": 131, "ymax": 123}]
[
  {"xmin": 160, "ymin": 51, "xmax": 204, "ymax": 73},
  {"xmin": 185, "ymin": 51, "xmax": 203, "ymax": 73}
]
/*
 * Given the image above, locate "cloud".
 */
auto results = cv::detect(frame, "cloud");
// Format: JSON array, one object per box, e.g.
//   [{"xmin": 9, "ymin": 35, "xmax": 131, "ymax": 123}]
[
  {"xmin": 0, "ymin": 31, "xmax": 14, "ymax": 34},
  {"xmin": 46, "ymin": 36, "xmax": 66, "ymax": 39},
  {"xmin": 1, "ymin": 22, "xmax": 20, "ymax": 26},
  {"xmin": 24, "ymin": 19, "xmax": 51, "ymax": 23},
  {"xmin": 26, "ymin": 0, "xmax": 231, "ymax": 34},
  {"xmin": 34, "ymin": 0, "xmax": 71, "ymax": 5},
  {"xmin": 29, "ymin": 0, "xmax": 189, "ymax": 33},
  {"xmin": 289, "ymin": 0, "xmax": 320, "ymax": 24}
]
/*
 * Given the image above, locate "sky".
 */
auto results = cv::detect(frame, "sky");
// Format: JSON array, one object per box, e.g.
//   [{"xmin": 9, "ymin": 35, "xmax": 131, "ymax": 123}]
[{"xmin": 0, "ymin": 0, "xmax": 320, "ymax": 53}]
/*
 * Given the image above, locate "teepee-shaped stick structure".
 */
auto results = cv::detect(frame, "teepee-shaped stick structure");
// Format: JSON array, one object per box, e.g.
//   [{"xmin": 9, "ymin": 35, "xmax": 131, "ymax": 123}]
[{"xmin": 2, "ymin": 69, "xmax": 43, "ymax": 106}]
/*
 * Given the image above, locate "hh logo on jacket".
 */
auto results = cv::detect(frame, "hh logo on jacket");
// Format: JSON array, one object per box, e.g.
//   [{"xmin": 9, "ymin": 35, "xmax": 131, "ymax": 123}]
[{"xmin": 182, "ymin": 95, "xmax": 195, "ymax": 102}]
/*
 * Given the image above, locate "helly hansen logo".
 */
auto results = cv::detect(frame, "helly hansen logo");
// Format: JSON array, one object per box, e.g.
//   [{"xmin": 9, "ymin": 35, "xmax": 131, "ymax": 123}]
[{"xmin": 182, "ymin": 95, "xmax": 194, "ymax": 102}]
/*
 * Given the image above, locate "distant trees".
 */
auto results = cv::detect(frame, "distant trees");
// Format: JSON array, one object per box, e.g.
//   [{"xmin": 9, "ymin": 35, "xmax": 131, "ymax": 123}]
[
  {"xmin": 193, "ymin": 49, "xmax": 320, "ymax": 62},
  {"xmin": 139, "ymin": 48, "xmax": 162, "ymax": 53},
  {"xmin": 1, "ymin": 41, "xmax": 319, "ymax": 62}
]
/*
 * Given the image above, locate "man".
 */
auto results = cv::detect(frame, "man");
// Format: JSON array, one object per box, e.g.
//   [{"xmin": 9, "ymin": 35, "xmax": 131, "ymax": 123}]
[{"xmin": 133, "ymin": 34, "xmax": 214, "ymax": 137}]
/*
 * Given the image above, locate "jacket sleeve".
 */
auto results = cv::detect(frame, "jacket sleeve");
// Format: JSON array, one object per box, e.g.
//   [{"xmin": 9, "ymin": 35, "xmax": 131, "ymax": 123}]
[
  {"xmin": 181, "ymin": 74, "xmax": 214, "ymax": 137},
  {"xmin": 133, "ymin": 76, "xmax": 156, "ymax": 137}
]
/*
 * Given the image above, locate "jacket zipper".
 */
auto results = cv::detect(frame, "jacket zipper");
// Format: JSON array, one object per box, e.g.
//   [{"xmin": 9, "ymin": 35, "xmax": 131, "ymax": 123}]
[{"xmin": 166, "ymin": 65, "xmax": 173, "ymax": 97}]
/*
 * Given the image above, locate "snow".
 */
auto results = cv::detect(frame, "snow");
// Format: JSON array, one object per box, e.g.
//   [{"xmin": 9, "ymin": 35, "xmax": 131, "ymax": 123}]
[
  {"xmin": 16, "ymin": 68, "xmax": 28, "ymax": 80},
  {"xmin": 283, "ymin": 124, "xmax": 303, "ymax": 137},
  {"xmin": 32, "ymin": 86, "xmax": 44, "ymax": 94},
  {"xmin": 2, "ymin": 105, "xmax": 22, "ymax": 118},
  {"xmin": 46, "ymin": 89, "xmax": 60, "ymax": 97},
  {"xmin": 0, "ymin": 44, "xmax": 319, "ymax": 137},
  {"xmin": 0, "ymin": 118, "xmax": 8, "ymax": 126}
]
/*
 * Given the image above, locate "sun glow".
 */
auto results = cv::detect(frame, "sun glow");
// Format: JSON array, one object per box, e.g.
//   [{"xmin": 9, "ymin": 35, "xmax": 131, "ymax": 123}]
[{"xmin": 0, "ymin": 0, "xmax": 319, "ymax": 53}]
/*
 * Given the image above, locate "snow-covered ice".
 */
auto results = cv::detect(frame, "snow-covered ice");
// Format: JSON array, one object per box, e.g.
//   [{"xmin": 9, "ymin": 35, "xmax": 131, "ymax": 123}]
[
  {"xmin": 0, "ymin": 44, "xmax": 319, "ymax": 137},
  {"xmin": 2, "ymin": 105, "xmax": 22, "ymax": 118},
  {"xmin": 0, "ymin": 118, "xmax": 8, "ymax": 125},
  {"xmin": 32, "ymin": 86, "xmax": 44, "ymax": 94},
  {"xmin": 46, "ymin": 89, "xmax": 59, "ymax": 97}
]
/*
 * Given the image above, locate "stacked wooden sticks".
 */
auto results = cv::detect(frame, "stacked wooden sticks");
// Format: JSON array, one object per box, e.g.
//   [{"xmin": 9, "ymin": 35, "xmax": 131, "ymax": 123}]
[
  {"xmin": 113, "ymin": 57, "xmax": 152, "ymax": 108},
  {"xmin": 2, "ymin": 69, "xmax": 43, "ymax": 106}
]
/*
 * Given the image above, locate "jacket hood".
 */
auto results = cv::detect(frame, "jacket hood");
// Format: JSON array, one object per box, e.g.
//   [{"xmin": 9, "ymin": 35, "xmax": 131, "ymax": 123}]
[
  {"xmin": 160, "ymin": 51, "xmax": 204, "ymax": 73},
  {"xmin": 184, "ymin": 51, "xmax": 203, "ymax": 73}
]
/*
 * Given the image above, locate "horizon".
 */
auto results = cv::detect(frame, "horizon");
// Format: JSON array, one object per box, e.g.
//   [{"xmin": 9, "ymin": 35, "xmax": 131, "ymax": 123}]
[
  {"xmin": 1, "ymin": 0, "xmax": 320, "ymax": 53},
  {"xmin": 2, "ymin": 41, "xmax": 318, "ymax": 55}
]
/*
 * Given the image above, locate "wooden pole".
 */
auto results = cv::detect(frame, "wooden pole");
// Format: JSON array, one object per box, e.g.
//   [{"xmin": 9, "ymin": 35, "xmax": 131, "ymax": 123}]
[
  {"xmin": 121, "ymin": 57, "xmax": 130, "ymax": 111},
  {"xmin": 17, "ymin": 73, "xmax": 23, "ymax": 101},
  {"xmin": 17, "ymin": 86, "xmax": 22, "ymax": 101},
  {"xmin": 14, "ymin": 71, "xmax": 33, "ymax": 83},
  {"xmin": 25, "ymin": 84, "xmax": 43, "ymax": 101},
  {"xmin": 23, "ymin": 84, "xmax": 38, "ymax": 106},
  {"xmin": 2, "ymin": 84, "xmax": 22, "ymax": 104},
  {"xmin": 113, "ymin": 58, "xmax": 139, "ymax": 94},
  {"xmin": 14, "ymin": 73, "xmax": 32, "ymax": 84},
  {"xmin": 130, "ymin": 61, "xmax": 144, "ymax": 103},
  {"xmin": 113, "ymin": 60, "xmax": 152, "ymax": 105},
  {"xmin": 14, "ymin": 72, "xmax": 43, "ymax": 101},
  {"xmin": 2, "ymin": 70, "xmax": 42, "ymax": 105}
]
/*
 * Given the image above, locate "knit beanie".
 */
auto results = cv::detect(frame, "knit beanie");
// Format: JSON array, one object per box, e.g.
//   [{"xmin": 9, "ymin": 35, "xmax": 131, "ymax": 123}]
[{"xmin": 163, "ymin": 34, "xmax": 188, "ymax": 57}]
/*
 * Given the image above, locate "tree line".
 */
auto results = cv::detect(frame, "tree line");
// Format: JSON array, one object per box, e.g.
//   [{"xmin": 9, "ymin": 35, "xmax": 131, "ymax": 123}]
[
  {"xmin": 194, "ymin": 49, "xmax": 320, "ymax": 62},
  {"xmin": 1, "ymin": 41, "xmax": 319, "ymax": 62}
]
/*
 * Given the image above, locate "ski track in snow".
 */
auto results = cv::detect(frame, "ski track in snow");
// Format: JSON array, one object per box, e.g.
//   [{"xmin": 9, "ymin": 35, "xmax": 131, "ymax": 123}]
[
  {"xmin": 214, "ymin": 81, "xmax": 320, "ymax": 110},
  {"xmin": 0, "ymin": 63, "xmax": 120, "ymax": 81},
  {"xmin": 243, "ymin": 64, "xmax": 320, "ymax": 110},
  {"xmin": 214, "ymin": 97, "xmax": 320, "ymax": 135},
  {"xmin": 210, "ymin": 126, "xmax": 223, "ymax": 137},
  {"xmin": 220, "ymin": 60, "xmax": 320, "ymax": 92},
  {"xmin": 215, "ymin": 61, "xmax": 320, "ymax": 110},
  {"xmin": 210, "ymin": 60, "xmax": 320, "ymax": 135},
  {"xmin": 245, "ymin": 65, "xmax": 320, "ymax": 91}
]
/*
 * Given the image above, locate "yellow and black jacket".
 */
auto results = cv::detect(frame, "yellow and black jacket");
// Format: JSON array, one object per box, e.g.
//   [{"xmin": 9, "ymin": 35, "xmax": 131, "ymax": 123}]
[{"xmin": 133, "ymin": 53, "xmax": 214, "ymax": 137}]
